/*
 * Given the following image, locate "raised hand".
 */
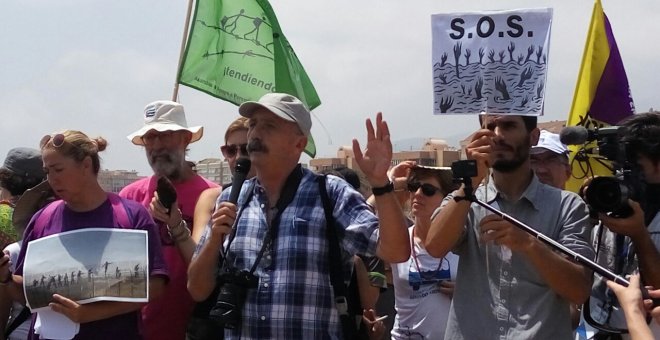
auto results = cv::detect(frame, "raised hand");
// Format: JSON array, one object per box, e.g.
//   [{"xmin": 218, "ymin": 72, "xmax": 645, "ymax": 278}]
[
  {"xmin": 465, "ymin": 128, "xmax": 495, "ymax": 187},
  {"xmin": 353, "ymin": 112, "xmax": 392, "ymax": 187}
]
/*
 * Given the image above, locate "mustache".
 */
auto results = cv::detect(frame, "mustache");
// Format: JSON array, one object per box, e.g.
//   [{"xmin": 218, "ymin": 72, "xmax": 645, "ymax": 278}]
[
  {"xmin": 150, "ymin": 153, "xmax": 173, "ymax": 163},
  {"xmin": 492, "ymin": 140, "xmax": 514, "ymax": 152},
  {"xmin": 247, "ymin": 139, "xmax": 268, "ymax": 153}
]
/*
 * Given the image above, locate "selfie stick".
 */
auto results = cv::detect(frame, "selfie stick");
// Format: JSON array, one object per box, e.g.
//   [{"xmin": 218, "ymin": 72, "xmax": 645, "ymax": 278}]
[{"xmin": 450, "ymin": 161, "xmax": 660, "ymax": 307}]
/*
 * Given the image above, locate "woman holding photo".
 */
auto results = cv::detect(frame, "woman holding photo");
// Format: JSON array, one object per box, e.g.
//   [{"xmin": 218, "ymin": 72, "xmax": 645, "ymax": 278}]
[{"xmin": 0, "ymin": 130, "xmax": 168, "ymax": 340}]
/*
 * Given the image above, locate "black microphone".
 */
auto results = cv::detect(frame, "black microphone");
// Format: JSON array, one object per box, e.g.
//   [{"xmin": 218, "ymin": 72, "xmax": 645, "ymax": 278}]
[
  {"xmin": 228, "ymin": 157, "xmax": 251, "ymax": 204},
  {"xmin": 559, "ymin": 126, "xmax": 597, "ymax": 145}
]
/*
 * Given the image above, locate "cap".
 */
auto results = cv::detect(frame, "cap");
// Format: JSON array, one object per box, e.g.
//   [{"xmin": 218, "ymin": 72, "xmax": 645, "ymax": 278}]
[
  {"xmin": 1, "ymin": 147, "xmax": 44, "ymax": 180},
  {"xmin": 238, "ymin": 93, "xmax": 312, "ymax": 137},
  {"xmin": 531, "ymin": 130, "xmax": 569, "ymax": 156}
]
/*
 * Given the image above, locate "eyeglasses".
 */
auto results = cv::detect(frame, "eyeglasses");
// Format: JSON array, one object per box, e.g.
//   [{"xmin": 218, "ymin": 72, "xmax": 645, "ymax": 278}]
[
  {"xmin": 141, "ymin": 130, "xmax": 177, "ymax": 145},
  {"xmin": 40, "ymin": 134, "xmax": 66, "ymax": 149},
  {"xmin": 221, "ymin": 143, "xmax": 248, "ymax": 159},
  {"xmin": 407, "ymin": 182, "xmax": 443, "ymax": 197}
]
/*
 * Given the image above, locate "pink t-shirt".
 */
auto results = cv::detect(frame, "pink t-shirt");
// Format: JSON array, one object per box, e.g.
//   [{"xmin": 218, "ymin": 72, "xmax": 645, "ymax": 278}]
[{"xmin": 119, "ymin": 175, "xmax": 218, "ymax": 340}]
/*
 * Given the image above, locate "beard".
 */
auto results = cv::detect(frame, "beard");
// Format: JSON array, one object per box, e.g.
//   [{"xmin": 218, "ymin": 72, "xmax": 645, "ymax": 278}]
[
  {"xmin": 247, "ymin": 139, "xmax": 268, "ymax": 154},
  {"xmin": 149, "ymin": 152, "xmax": 183, "ymax": 180},
  {"xmin": 492, "ymin": 138, "xmax": 531, "ymax": 173}
]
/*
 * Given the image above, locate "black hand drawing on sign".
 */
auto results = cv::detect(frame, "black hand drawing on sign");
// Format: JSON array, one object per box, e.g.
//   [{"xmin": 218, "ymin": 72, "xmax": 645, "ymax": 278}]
[
  {"xmin": 464, "ymin": 49, "xmax": 471, "ymax": 65},
  {"xmin": 440, "ymin": 97, "xmax": 454, "ymax": 113},
  {"xmin": 439, "ymin": 74, "xmax": 447, "ymax": 84},
  {"xmin": 520, "ymin": 96, "xmax": 529, "ymax": 108},
  {"xmin": 495, "ymin": 77, "xmax": 511, "ymax": 101},
  {"xmin": 536, "ymin": 81, "xmax": 544, "ymax": 100},
  {"xmin": 475, "ymin": 78, "xmax": 483, "ymax": 99},
  {"xmin": 441, "ymin": 53, "xmax": 448, "ymax": 66},
  {"xmin": 478, "ymin": 47, "xmax": 485, "ymax": 64},
  {"xmin": 536, "ymin": 46, "xmax": 544, "ymax": 63},
  {"xmin": 453, "ymin": 43, "xmax": 462, "ymax": 78},
  {"xmin": 525, "ymin": 45, "xmax": 534, "ymax": 63},
  {"xmin": 498, "ymin": 50, "xmax": 505, "ymax": 62},
  {"xmin": 517, "ymin": 67, "xmax": 533, "ymax": 88},
  {"xmin": 517, "ymin": 53, "xmax": 524, "ymax": 65},
  {"xmin": 507, "ymin": 42, "xmax": 515, "ymax": 63},
  {"xmin": 488, "ymin": 49, "xmax": 495, "ymax": 63}
]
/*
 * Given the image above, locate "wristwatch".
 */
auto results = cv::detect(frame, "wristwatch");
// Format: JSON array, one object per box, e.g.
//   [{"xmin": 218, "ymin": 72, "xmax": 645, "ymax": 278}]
[{"xmin": 372, "ymin": 181, "xmax": 394, "ymax": 196}]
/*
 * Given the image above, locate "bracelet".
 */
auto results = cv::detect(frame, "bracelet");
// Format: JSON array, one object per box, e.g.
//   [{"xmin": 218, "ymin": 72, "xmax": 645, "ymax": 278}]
[
  {"xmin": 168, "ymin": 220, "xmax": 191, "ymax": 244},
  {"xmin": 372, "ymin": 181, "xmax": 394, "ymax": 196}
]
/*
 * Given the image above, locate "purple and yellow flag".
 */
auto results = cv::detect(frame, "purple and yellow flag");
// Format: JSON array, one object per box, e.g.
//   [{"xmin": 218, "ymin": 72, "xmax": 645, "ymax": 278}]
[{"xmin": 565, "ymin": 0, "xmax": 635, "ymax": 193}]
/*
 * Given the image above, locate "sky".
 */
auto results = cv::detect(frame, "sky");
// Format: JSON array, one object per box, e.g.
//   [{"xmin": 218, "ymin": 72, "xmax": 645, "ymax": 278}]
[{"xmin": 2, "ymin": 1, "xmax": 659, "ymax": 176}]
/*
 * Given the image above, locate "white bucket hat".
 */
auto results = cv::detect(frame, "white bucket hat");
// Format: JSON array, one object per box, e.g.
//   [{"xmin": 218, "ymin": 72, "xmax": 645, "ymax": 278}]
[{"xmin": 127, "ymin": 100, "xmax": 203, "ymax": 146}]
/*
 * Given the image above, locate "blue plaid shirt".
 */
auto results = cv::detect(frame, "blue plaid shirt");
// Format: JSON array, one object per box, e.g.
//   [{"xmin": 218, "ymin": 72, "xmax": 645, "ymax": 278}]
[{"xmin": 196, "ymin": 167, "xmax": 380, "ymax": 339}]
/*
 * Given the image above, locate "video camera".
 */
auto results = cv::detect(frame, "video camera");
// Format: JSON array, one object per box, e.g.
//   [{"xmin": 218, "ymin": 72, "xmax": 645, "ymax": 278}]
[{"xmin": 560, "ymin": 125, "xmax": 642, "ymax": 218}]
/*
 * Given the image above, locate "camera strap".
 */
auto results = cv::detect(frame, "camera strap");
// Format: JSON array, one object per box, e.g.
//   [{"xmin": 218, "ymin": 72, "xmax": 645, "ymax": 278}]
[
  {"xmin": 318, "ymin": 174, "xmax": 359, "ymax": 339},
  {"xmin": 221, "ymin": 165, "xmax": 304, "ymax": 275}
]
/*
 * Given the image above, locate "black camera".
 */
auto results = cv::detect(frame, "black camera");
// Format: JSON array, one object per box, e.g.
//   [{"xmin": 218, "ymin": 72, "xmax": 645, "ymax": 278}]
[
  {"xmin": 208, "ymin": 268, "xmax": 259, "ymax": 329},
  {"xmin": 579, "ymin": 126, "xmax": 642, "ymax": 218},
  {"xmin": 451, "ymin": 160, "xmax": 478, "ymax": 180}
]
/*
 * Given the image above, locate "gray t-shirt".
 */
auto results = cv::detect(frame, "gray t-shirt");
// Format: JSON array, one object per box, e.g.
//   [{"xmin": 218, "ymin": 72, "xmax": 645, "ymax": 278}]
[{"xmin": 440, "ymin": 175, "xmax": 594, "ymax": 340}]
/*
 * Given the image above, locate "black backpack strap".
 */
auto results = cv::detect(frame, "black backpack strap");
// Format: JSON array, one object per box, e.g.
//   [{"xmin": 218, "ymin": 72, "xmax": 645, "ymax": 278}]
[
  {"xmin": 4, "ymin": 306, "xmax": 30, "ymax": 338},
  {"xmin": 318, "ymin": 175, "xmax": 358, "ymax": 339}
]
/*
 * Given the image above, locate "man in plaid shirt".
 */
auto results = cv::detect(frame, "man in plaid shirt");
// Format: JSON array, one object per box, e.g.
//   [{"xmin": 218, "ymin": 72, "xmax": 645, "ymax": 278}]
[{"xmin": 189, "ymin": 93, "xmax": 410, "ymax": 339}]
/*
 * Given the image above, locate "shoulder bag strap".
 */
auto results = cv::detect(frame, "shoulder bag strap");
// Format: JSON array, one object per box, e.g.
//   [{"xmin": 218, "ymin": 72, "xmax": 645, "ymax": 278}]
[{"xmin": 318, "ymin": 175, "xmax": 358, "ymax": 339}]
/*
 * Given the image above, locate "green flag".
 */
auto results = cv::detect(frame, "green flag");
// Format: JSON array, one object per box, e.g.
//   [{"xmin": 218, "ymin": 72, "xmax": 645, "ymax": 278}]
[{"xmin": 178, "ymin": 0, "xmax": 320, "ymax": 157}]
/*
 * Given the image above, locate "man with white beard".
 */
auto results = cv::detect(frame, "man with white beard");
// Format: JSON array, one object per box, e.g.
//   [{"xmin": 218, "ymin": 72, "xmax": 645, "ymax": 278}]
[{"xmin": 120, "ymin": 100, "xmax": 219, "ymax": 340}]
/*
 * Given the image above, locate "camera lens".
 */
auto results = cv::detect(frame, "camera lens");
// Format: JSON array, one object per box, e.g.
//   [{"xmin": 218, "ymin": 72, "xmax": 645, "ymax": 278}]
[
  {"xmin": 585, "ymin": 177, "xmax": 631, "ymax": 216},
  {"xmin": 209, "ymin": 282, "xmax": 244, "ymax": 329}
]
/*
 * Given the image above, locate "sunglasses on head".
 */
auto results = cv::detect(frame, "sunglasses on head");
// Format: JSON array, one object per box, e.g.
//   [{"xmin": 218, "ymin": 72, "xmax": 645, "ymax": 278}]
[
  {"xmin": 407, "ymin": 182, "xmax": 443, "ymax": 197},
  {"xmin": 221, "ymin": 143, "xmax": 248, "ymax": 158},
  {"xmin": 40, "ymin": 133, "xmax": 66, "ymax": 149}
]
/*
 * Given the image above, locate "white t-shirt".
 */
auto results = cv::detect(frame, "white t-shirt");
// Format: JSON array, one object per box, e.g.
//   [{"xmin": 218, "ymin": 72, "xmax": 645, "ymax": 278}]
[
  {"xmin": 4, "ymin": 241, "xmax": 29, "ymax": 340},
  {"xmin": 391, "ymin": 227, "xmax": 459, "ymax": 340}
]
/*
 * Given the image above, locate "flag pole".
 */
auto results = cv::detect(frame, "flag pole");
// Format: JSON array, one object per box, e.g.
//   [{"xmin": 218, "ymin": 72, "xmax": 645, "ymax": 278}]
[{"xmin": 172, "ymin": 0, "xmax": 195, "ymax": 102}]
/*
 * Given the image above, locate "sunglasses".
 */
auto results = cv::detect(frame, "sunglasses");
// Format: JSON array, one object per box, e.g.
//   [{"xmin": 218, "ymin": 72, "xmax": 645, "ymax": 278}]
[
  {"xmin": 407, "ymin": 182, "xmax": 443, "ymax": 197},
  {"xmin": 221, "ymin": 143, "xmax": 248, "ymax": 158},
  {"xmin": 40, "ymin": 134, "xmax": 66, "ymax": 149}
]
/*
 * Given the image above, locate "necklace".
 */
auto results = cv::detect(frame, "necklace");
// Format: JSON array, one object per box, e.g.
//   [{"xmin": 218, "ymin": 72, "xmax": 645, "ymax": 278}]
[{"xmin": 410, "ymin": 227, "xmax": 444, "ymax": 280}]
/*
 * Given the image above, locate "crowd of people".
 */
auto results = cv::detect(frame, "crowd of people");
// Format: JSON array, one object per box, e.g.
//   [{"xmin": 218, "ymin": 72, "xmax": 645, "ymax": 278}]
[{"xmin": 0, "ymin": 92, "xmax": 659, "ymax": 340}]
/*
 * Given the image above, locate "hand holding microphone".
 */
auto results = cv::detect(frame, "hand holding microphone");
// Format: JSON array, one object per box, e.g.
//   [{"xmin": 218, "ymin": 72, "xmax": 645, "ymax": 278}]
[{"xmin": 211, "ymin": 157, "xmax": 251, "ymax": 242}]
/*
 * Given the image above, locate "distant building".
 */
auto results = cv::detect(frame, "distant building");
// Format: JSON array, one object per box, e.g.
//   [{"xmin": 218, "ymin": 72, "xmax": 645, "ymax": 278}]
[
  {"xmin": 309, "ymin": 139, "xmax": 461, "ymax": 192},
  {"xmin": 195, "ymin": 158, "xmax": 230, "ymax": 185},
  {"xmin": 98, "ymin": 170, "xmax": 145, "ymax": 193}
]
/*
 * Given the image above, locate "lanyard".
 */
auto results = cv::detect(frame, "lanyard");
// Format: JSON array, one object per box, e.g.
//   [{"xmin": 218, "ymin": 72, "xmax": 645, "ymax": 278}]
[{"xmin": 410, "ymin": 227, "xmax": 443, "ymax": 278}]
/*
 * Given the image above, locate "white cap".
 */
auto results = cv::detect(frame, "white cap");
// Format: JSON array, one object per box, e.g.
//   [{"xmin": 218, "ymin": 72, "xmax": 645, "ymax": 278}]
[
  {"xmin": 531, "ymin": 130, "xmax": 569, "ymax": 156},
  {"xmin": 127, "ymin": 100, "xmax": 203, "ymax": 146},
  {"xmin": 238, "ymin": 93, "xmax": 311, "ymax": 136}
]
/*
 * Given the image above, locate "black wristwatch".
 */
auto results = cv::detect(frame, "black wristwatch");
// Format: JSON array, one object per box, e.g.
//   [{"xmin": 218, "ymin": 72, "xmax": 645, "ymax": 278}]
[{"xmin": 372, "ymin": 181, "xmax": 394, "ymax": 196}]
